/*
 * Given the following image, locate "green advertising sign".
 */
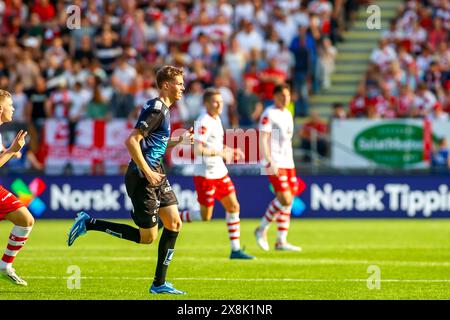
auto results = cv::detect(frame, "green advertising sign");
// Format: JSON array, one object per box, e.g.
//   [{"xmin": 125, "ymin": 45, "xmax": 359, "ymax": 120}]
[{"xmin": 353, "ymin": 123, "xmax": 430, "ymax": 168}]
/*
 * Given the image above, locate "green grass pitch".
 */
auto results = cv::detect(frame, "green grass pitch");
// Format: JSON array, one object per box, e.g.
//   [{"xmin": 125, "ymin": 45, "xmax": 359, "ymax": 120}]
[{"xmin": 0, "ymin": 219, "xmax": 449, "ymax": 300}]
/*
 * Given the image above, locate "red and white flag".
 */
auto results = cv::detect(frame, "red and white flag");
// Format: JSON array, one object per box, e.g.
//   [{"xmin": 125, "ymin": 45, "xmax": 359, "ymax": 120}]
[
  {"xmin": 43, "ymin": 119, "xmax": 70, "ymax": 174},
  {"xmin": 71, "ymin": 120, "xmax": 132, "ymax": 174}
]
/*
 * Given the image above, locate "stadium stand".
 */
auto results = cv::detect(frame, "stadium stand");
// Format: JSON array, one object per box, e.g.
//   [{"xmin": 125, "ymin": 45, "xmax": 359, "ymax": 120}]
[{"xmin": 5, "ymin": 0, "xmax": 447, "ymax": 174}]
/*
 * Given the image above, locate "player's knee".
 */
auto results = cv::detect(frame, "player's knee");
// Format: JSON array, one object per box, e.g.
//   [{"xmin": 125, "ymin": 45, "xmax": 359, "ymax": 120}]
[
  {"xmin": 18, "ymin": 217, "xmax": 34, "ymax": 228},
  {"xmin": 140, "ymin": 233, "xmax": 157, "ymax": 244},
  {"xmin": 140, "ymin": 238, "xmax": 152, "ymax": 245},
  {"xmin": 228, "ymin": 202, "xmax": 240, "ymax": 213},
  {"xmin": 140, "ymin": 229, "xmax": 158, "ymax": 244},
  {"xmin": 26, "ymin": 215, "xmax": 35, "ymax": 227},
  {"xmin": 17, "ymin": 209, "xmax": 35, "ymax": 227},
  {"xmin": 175, "ymin": 220, "xmax": 182, "ymax": 231},
  {"xmin": 278, "ymin": 197, "xmax": 292, "ymax": 207},
  {"xmin": 168, "ymin": 219, "xmax": 182, "ymax": 232}
]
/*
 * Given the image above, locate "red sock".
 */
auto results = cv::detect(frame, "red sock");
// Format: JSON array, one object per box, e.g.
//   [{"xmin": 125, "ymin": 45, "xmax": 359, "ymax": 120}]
[{"xmin": 1, "ymin": 225, "xmax": 33, "ymax": 270}]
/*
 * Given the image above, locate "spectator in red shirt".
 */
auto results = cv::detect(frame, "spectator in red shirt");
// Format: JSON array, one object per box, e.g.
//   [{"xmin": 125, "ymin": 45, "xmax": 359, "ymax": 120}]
[
  {"xmin": 44, "ymin": 79, "xmax": 73, "ymax": 119},
  {"xmin": 1, "ymin": 0, "xmax": 25, "ymax": 34},
  {"xmin": 418, "ymin": 4, "xmax": 433, "ymax": 31},
  {"xmin": 366, "ymin": 101, "xmax": 381, "ymax": 119},
  {"xmin": 31, "ymin": 0, "xmax": 55, "ymax": 23},
  {"xmin": 397, "ymin": 85, "xmax": 415, "ymax": 117},
  {"xmin": 349, "ymin": 85, "xmax": 367, "ymax": 117},
  {"xmin": 122, "ymin": 9, "xmax": 148, "ymax": 53},
  {"xmin": 258, "ymin": 57, "xmax": 287, "ymax": 106},
  {"xmin": 299, "ymin": 110, "xmax": 328, "ymax": 162},
  {"xmin": 428, "ymin": 18, "xmax": 447, "ymax": 52},
  {"xmin": 439, "ymin": 81, "xmax": 450, "ymax": 114},
  {"xmin": 379, "ymin": 87, "xmax": 398, "ymax": 118},
  {"xmin": 167, "ymin": 9, "xmax": 192, "ymax": 53},
  {"xmin": 243, "ymin": 61, "xmax": 262, "ymax": 95}
]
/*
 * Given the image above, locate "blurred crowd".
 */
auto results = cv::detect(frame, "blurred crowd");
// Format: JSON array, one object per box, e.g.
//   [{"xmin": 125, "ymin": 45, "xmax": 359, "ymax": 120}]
[
  {"xmin": 333, "ymin": 0, "xmax": 450, "ymax": 120},
  {"xmin": 0, "ymin": 0, "xmax": 363, "ymax": 160}
]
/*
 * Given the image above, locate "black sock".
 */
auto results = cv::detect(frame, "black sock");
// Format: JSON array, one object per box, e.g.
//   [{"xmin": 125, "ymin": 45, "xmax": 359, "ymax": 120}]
[
  {"xmin": 85, "ymin": 219, "xmax": 141, "ymax": 243},
  {"xmin": 157, "ymin": 217, "xmax": 164, "ymax": 230},
  {"xmin": 153, "ymin": 228, "xmax": 179, "ymax": 287}
]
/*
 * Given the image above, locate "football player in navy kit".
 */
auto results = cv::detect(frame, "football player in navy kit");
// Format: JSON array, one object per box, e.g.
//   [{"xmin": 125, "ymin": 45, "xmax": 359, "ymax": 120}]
[{"xmin": 67, "ymin": 66, "xmax": 193, "ymax": 295}]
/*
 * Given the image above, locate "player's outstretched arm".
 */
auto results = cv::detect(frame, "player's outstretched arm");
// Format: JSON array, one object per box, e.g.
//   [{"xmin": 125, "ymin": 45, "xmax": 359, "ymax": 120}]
[
  {"xmin": 167, "ymin": 127, "xmax": 194, "ymax": 148},
  {"xmin": 125, "ymin": 129, "xmax": 165, "ymax": 186},
  {"xmin": 222, "ymin": 145, "xmax": 245, "ymax": 164},
  {"xmin": 0, "ymin": 130, "xmax": 27, "ymax": 168},
  {"xmin": 0, "ymin": 144, "xmax": 22, "ymax": 159},
  {"xmin": 194, "ymin": 140, "xmax": 221, "ymax": 158}
]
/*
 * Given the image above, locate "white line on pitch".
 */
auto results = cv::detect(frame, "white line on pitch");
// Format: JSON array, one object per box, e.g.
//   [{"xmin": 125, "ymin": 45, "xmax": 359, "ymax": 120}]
[
  {"xmin": 20, "ymin": 276, "xmax": 450, "ymax": 283},
  {"xmin": 17, "ymin": 256, "xmax": 450, "ymax": 267},
  {"xmin": 22, "ymin": 245, "xmax": 450, "ymax": 251}
]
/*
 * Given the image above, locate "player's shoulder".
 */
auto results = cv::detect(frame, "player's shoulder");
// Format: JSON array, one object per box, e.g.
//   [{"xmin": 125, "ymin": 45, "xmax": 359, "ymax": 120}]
[
  {"xmin": 142, "ymin": 98, "xmax": 166, "ymax": 114},
  {"xmin": 196, "ymin": 110, "xmax": 207, "ymax": 121},
  {"xmin": 260, "ymin": 105, "xmax": 276, "ymax": 118},
  {"xmin": 259, "ymin": 107, "xmax": 274, "ymax": 127},
  {"xmin": 196, "ymin": 111, "xmax": 215, "ymax": 125}
]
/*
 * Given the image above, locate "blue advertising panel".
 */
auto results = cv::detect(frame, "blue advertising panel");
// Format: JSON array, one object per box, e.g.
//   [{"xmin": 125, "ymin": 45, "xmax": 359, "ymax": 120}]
[{"xmin": 0, "ymin": 174, "xmax": 449, "ymax": 219}]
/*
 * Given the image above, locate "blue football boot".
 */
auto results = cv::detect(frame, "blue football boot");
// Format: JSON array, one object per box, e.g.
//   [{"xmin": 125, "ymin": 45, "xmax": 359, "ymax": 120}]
[
  {"xmin": 67, "ymin": 211, "xmax": 91, "ymax": 246},
  {"xmin": 230, "ymin": 248, "xmax": 255, "ymax": 260},
  {"xmin": 150, "ymin": 281, "xmax": 186, "ymax": 295}
]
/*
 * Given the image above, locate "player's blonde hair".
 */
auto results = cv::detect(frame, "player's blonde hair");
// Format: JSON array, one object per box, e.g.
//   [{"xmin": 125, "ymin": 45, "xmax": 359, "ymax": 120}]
[
  {"xmin": 0, "ymin": 89, "xmax": 12, "ymax": 104},
  {"xmin": 156, "ymin": 65, "xmax": 184, "ymax": 89}
]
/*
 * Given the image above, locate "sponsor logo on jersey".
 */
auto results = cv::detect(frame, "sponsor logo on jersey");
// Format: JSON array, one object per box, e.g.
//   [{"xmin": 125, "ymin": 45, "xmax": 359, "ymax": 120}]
[
  {"xmin": 1, "ymin": 193, "xmax": 12, "ymax": 202},
  {"xmin": 154, "ymin": 100, "xmax": 163, "ymax": 110},
  {"xmin": 199, "ymin": 126, "xmax": 207, "ymax": 135},
  {"xmin": 139, "ymin": 121, "xmax": 149, "ymax": 132}
]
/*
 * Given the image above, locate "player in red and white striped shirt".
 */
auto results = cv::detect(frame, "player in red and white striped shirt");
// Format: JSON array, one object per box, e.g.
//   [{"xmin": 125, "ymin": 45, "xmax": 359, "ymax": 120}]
[
  {"xmin": 179, "ymin": 88, "xmax": 254, "ymax": 259},
  {"xmin": 255, "ymin": 84, "xmax": 303, "ymax": 251},
  {"xmin": 0, "ymin": 89, "xmax": 34, "ymax": 286}
]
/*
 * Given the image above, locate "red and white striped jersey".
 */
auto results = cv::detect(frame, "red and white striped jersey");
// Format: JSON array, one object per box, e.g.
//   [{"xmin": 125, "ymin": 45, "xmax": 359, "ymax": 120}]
[
  {"xmin": 259, "ymin": 105, "xmax": 295, "ymax": 169},
  {"xmin": 194, "ymin": 111, "xmax": 228, "ymax": 179}
]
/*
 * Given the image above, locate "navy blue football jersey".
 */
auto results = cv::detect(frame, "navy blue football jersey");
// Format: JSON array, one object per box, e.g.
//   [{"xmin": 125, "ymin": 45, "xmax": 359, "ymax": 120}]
[{"xmin": 129, "ymin": 97, "xmax": 171, "ymax": 175}]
